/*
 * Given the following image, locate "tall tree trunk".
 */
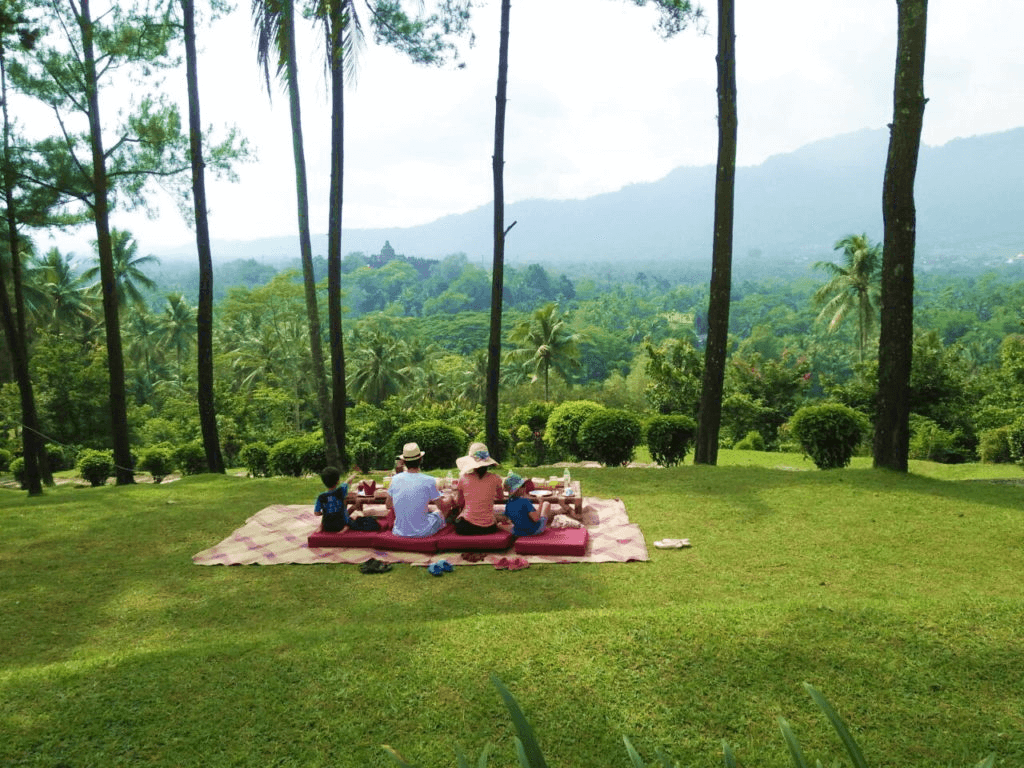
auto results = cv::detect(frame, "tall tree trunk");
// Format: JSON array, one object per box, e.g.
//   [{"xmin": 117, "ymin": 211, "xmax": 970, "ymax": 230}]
[
  {"xmin": 81, "ymin": 0, "xmax": 134, "ymax": 484},
  {"xmin": 485, "ymin": 0, "xmax": 511, "ymax": 459},
  {"xmin": 874, "ymin": 0, "xmax": 928, "ymax": 471},
  {"xmin": 183, "ymin": 0, "xmax": 224, "ymax": 474},
  {"xmin": 327, "ymin": 0, "xmax": 347, "ymax": 470},
  {"xmin": 0, "ymin": 36, "xmax": 45, "ymax": 494},
  {"xmin": 283, "ymin": 0, "xmax": 339, "ymax": 467},
  {"xmin": 694, "ymin": 0, "xmax": 737, "ymax": 466}
]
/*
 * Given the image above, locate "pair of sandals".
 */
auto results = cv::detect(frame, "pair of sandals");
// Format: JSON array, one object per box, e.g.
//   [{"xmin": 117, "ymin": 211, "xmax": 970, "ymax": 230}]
[
  {"xmin": 494, "ymin": 556, "xmax": 530, "ymax": 571},
  {"xmin": 427, "ymin": 559, "xmax": 454, "ymax": 576},
  {"xmin": 359, "ymin": 558, "xmax": 393, "ymax": 574},
  {"xmin": 653, "ymin": 538, "xmax": 691, "ymax": 549}
]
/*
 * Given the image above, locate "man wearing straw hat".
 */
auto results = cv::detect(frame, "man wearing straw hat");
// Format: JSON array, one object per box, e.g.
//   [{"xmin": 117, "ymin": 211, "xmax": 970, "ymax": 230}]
[{"xmin": 385, "ymin": 443, "xmax": 452, "ymax": 537}]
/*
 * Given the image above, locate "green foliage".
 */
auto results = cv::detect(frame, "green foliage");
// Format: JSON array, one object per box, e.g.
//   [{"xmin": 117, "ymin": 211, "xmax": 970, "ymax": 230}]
[
  {"xmin": 643, "ymin": 337, "xmax": 702, "ymax": 415},
  {"xmin": 577, "ymin": 409, "xmax": 643, "ymax": 466},
  {"xmin": 472, "ymin": 428, "xmax": 512, "ymax": 464},
  {"xmin": 511, "ymin": 402, "xmax": 554, "ymax": 433},
  {"xmin": 734, "ymin": 430, "xmax": 766, "ymax": 451},
  {"xmin": 788, "ymin": 403, "xmax": 868, "ymax": 470},
  {"xmin": 0, "ymin": 448, "xmax": 11, "ymax": 472},
  {"xmin": 645, "ymin": 414, "xmax": 697, "ymax": 467},
  {"xmin": 268, "ymin": 435, "xmax": 323, "ymax": 478},
  {"xmin": 392, "ymin": 420, "xmax": 467, "ymax": 471},
  {"xmin": 544, "ymin": 400, "xmax": 604, "ymax": 460},
  {"xmin": 174, "ymin": 442, "xmax": 207, "ymax": 477},
  {"xmin": 978, "ymin": 427, "xmax": 1013, "ymax": 464},
  {"xmin": 10, "ymin": 456, "xmax": 25, "ymax": 487},
  {"xmin": 909, "ymin": 415, "xmax": 969, "ymax": 464},
  {"xmin": 350, "ymin": 440, "xmax": 377, "ymax": 472},
  {"xmin": 1005, "ymin": 416, "xmax": 1024, "ymax": 468},
  {"xmin": 76, "ymin": 449, "xmax": 114, "ymax": 487},
  {"xmin": 239, "ymin": 442, "xmax": 271, "ymax": 478},
  {"xmin": 138, "ymin": 443, "xmax": 177, "ymax": 483}
]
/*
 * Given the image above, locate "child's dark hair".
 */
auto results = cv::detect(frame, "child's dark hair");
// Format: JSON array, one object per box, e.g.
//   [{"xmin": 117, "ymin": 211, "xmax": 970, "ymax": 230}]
[
  {"xmin": 320, "ymin": 465, "xmax": 341, "ymax": 488},
  {"xmin": 404, "ymin": 456, "xmax": 422, "ymax": 469}
]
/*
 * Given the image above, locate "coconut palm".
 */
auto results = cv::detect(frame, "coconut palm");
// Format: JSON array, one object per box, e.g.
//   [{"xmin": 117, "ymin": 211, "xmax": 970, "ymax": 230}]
[
  {"xmin": 346, "ymin": 320, "xmax": 412, "ymax": 406},
  {"xmin": 813, "ymin": 233, "xmax": 882, "ymax": 363},
  {"xmin": 27, "ymin": 248, "xmax": 93, "ymax": 334},
  {"xmin": 159, "ymin": 292, "xmax": 196, "ymax": 382},
  {"xmin": 81, "ymin": 229, "xmax": 159, "ymax": 315},
  {"xmin": 507, "ymin": 302, "xmax": 582, "ymax": 401},
  {"xmin": 253, "ymin": 0, "xmax": 340, "ymax": 465}
]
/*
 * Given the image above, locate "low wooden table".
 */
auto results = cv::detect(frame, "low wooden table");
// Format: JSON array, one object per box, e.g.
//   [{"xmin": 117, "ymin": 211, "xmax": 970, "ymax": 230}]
[{"xmin": 528, "ymin": 480, "xmax": 583, "ymax": 516}]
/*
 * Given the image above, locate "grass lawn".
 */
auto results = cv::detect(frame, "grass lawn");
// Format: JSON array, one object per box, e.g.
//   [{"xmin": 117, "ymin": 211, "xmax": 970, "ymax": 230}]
[{"xmin": 2, "ymin": 452, "xmax": 1022, "ymax": 767}]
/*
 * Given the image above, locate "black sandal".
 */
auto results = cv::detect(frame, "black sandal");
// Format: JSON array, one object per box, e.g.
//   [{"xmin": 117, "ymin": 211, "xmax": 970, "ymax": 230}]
[{"xmin": 359, "ymin": 558, "xmax": 393, "ymax": 574}]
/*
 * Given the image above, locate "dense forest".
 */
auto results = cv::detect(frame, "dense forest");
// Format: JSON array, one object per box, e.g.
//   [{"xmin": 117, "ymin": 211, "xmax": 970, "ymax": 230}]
[{"xmin": 5, "ymin": 231, "xmax": 1024, "ymax": 480}]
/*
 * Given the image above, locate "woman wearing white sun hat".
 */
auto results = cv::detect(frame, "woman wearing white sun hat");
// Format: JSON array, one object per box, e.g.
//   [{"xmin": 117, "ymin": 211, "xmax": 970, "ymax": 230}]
[{"xmin": 452, "ymin": 442, "xmax": 505, "ymax": 536}]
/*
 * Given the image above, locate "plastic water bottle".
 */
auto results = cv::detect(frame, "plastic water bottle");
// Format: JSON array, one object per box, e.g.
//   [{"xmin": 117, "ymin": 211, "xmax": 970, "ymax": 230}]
[{"xmin": 562, "ymin": 467, "xmax": 571, "ymax": 491}]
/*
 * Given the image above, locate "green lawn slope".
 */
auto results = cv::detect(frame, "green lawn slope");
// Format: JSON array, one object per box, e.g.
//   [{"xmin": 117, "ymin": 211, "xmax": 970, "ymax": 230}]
[{"xmin": 2, "ymin": 453, "xmax": 1022, "ymax": 767}]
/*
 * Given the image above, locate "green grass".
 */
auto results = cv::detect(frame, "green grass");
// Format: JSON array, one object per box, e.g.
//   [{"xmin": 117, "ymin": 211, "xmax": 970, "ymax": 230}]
[{"xmin": 2, "ymin": 453, "xmax": 1023, "ymax": 767}]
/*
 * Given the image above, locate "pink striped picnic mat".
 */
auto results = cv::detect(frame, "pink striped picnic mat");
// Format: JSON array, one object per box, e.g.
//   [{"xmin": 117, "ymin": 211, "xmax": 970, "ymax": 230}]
[{"xmin": 192, "ymin": 497, "xmax": 649, "ymax": 566}]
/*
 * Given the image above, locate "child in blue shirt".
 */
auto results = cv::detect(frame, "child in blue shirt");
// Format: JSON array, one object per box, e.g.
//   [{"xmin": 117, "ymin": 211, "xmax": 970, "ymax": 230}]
[
  {"xmin": 502, "ymin": 473, "xmax": 550, "ymax": 537},
  {"xmin": 315, "ymin": 466, "xmax": 358, "ymax": 532}
]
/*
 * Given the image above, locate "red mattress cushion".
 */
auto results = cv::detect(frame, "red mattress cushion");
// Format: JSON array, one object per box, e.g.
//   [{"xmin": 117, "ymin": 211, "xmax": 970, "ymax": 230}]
[
  {"xmin": 433, "ymin": 529, "xmax": 515, "ymax": 552},
  {"xmin": 308, "ymin": 523, "xmax": 453, "ymax": 553},
  {"xmin": 513, "ymin": 527, "xmax": 589, "ymax": 557}
]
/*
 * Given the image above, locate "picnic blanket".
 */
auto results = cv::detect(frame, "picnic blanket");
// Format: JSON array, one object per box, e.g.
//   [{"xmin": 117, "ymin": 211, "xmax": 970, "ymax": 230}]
[{"xmin": 192, "ymin": 497, "xmax": 649, "ymax": 566}]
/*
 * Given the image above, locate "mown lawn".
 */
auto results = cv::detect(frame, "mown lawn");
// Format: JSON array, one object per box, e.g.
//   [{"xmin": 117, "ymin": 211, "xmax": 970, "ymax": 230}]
[{"xmin": 2, "ymin": 452, "xmax": 1022, "ymax": 767}]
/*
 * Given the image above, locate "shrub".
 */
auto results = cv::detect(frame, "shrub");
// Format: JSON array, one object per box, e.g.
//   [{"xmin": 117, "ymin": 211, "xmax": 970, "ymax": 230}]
[
  {"xmin": 350, "ymin": 439, "xmax": 377, "ymax": 472},
  {"xmin": 239, "ymin": 442, "xmax": 271, "ymax": 478},
  {"xmin": 978, "ymin": 426, "xmax": 1013, "ymax": 464},
  {"xmin": 0, "ymin": 448, "xmax": 11, "ymax": 472},
  {"xmin": 45, "ymin": 443, "xmax": 67, "ymax": 472},
  {"xmin": 269, "ymin": 436, "xmax": 310, "ymax": 477},
  {"xmin": 545, "ymin": 400, "xmax": 604, "ymax": 460},
  {"xmin": 734, "ymin": 429, "xmax": 766, "ymax": 451},
  {"xmin": 646, "ymin": 414, "xmax": 697, "ymax": 467},
  {"xmin": 392, "ymin": 420, "xmax": 468, "ymax": 471},
  {"xmin": 10, "ymin": 455, "xmax": 25, "ymax": 487},
  {"xmin": 511, "ymin": 401, "xmax": 554, "ymax": 433},
  {"xmin": 174, "ymin": 441, "xmax": 208, "ymax": 476},
  {"xmin": 1006, "ymin": 416, "xmax": 1024, "ymax": 467},
  {"xmin": 77, "ymin": 449, "xmax": 114, "ymax": 487},
  {"xmin": 138, "ymin": 443, "xmax": 177, "ymax": 483},
  {"xmin": 577, "ymin": 409, "xmax": 642, "ymax": 466},
  {"xmin": 788, "ymin": 403, "xmax": 867, "ymax": 470},
  {"xmin": 297, "ymin": 434, "xmax": 326, "ymax": 475},
  {"xmin": 908, "ymin": 415, "xmax": 969, "ymax": 464}
]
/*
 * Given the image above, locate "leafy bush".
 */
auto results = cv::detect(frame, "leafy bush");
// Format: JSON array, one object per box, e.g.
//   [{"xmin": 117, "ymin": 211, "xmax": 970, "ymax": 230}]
[
  {"xmin": 297, "ymin": 434, "xmax": 326, "ymax": 475},
  {"xmin": 645, "ymin": 414, "xmax": 697, "ymax": 467},
  {"xmin": 269, "ymin": 436, "xmax": 310, "ymax": 477},
  {"xmin": 392, "ymin": 420, "xmax": 467, "ymax": 471},
  {"xmin": 909, "ymin": 415, "xmax": 969, "ymax": 464},
  {"xmin": 239, "ymin": 442, "xmax": 270, "ymax": 478},
  {"xmin": 10, "ymin": 456, "xmax": 25, "ymax": 487},
  {"xmin": 577, "ymin": 409, "xmax": 642, "ymax": 466},
  {"xmin": 174, "ymin": 441, "xmax": 208, "ymax": 476},
  {"xmin": 77, "ymin": 449, "xmax": 114, "ymax": 487},
  {"xmin": 788, "ymin": 403, "xmax": 867, "ymax": 470},
  {"xmin": 1006, "ymin": 416, "xmax": 1024, "ymax": 468},
  {"xmin": 0, "ymin": 448, "xmax": 11, "ymax": 472},
  {"xmin": 45, "ymin": 443, "xmax": 67, "ymax": 472},
  {"xmin": 511, "ymin": 401, "xmax": 554, "ymax": 433},
  {"xmin": 544, "ymin": 400, "xmax": 604, "ymax": 460},
  {"xmin": 734, "ymin": 429, "xmax": 766, "ymax": 451},
  {"xmin": 138, "ymin": 443, "xmax": 177, "ymax": 483},
  {"xmin": 978, "ymin": 426, "xmax": 1013, "ymax": 464},
  {"xmin": 350, "ymin": 439, "xmax": 377, "ymax": 472}
]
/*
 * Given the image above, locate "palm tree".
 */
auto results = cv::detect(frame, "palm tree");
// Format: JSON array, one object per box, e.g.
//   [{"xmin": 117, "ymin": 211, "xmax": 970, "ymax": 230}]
[
  {"xmin": 813, "ymin": 233, "xmax": 882, "ymax": 363},
  {"xmin": 507, "ymin": 302, "xmax": 581, "ymax": 401},
  {"xmin": 346, "ymin": 319, "xmax": 411, "ymax": 406},
  {"xmin": 81, "ymin": 229, "xmax": 159, "ymax": 315},
  {"xmin": 159, "ymin": 292, "xmax": 196, "ymax": 382},
  {"xmin": 253, "ymin": 0, "xmax": 340, "ymax": 465},
  {"xmin": 28, "ymin": 248, "xmax": 93, "ymax": 335}
]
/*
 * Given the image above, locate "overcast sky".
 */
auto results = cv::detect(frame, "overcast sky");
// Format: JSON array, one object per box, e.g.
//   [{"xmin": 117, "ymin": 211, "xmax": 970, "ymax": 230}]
[{"xmin": 40, "ymin": 0, "xmax": 1024, "ymax": 257}]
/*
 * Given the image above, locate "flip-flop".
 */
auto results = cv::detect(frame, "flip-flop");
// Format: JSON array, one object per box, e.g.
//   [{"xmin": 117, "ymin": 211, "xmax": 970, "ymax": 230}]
[
  {"xmin": 494, "ymin": 557, "xmax": 510, "ymax": 570},
  {"xmin": 507, "ymin": 557, "xmax": 530, "ymax": 571},
  {"xmin": 438, "ymin": 559, "xmax": 454, "ymax": 572},
  {"xmin": 654, "ymin": 538, "xmax": 691, "ymax": 549},
  {"xmin": 359, "ymin": 558, "xmax": 394, "ymax": 574},
  {"xmin": 427, "ymin": 562, "xmax": 445, "ymax": 576}
]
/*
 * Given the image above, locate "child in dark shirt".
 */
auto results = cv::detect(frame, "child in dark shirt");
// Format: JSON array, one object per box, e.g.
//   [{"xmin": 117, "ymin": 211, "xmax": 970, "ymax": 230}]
[
  {"xmin": 502, "ymin": 473, "xmax": 550, "ymax": 537},
  {"xmin": 314, "ymin": 466, "xmax": 358, "ymax": 532}
]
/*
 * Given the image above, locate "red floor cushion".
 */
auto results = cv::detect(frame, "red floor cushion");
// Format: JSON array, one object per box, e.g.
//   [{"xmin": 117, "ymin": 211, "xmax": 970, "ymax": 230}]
[
  {"xmin": 433, "ymin": 528, "xmax": 515, "ymax": 552},
  {"xmin": 307, "ymin": 523, "xmax": 449, "ymax": 553},
  {"xmin": 513, "ymin": 527, "xmax": 589, "ymax": 557}
]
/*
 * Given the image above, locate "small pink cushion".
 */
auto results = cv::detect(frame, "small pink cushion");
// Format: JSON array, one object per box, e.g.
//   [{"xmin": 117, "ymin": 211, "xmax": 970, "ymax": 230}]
[
  {"xmin": 513, "ymin": 527, "xmax": 589, "ymax": 557},
  {"xmin": 433, "ymin": 529, "xmax": 515, "ymax": 552},
  {"xmin": 307, "ymin": 522, "xmax": 447, "ymax": 553}
]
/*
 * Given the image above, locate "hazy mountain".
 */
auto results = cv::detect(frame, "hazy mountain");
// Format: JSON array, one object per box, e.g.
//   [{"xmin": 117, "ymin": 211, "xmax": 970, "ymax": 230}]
[{"xmin": 158, "ymin": 127, "xmax": 1024, "ymax": 270}]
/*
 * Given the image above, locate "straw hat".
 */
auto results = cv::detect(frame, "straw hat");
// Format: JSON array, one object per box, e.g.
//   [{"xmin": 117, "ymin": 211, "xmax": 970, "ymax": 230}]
[
  {"xmin": 458, "ymin": 442, "xmax": 499, "ymax": 474},
  {"xmin": 397, "ymin": 442, "xmax": 425, "ymax": 462}
]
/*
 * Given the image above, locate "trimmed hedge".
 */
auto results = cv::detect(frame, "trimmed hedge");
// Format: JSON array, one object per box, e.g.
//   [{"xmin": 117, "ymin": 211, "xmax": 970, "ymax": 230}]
[
  {"xmin": 77, "ymin": 448, "xmax": 114, "ymax": 487},
  {"xmin": 578, "ymin": 409, "xmax": 642, "ymax": 466},
  {"xmin": 391, "ymin": 420, "xmax": 468, "ymax": 471},
  {"xmin": 239, "ymin": 442, "xmax": 271, "ymax": 478},
  {"xmin": 138, "ymin": 443, "xmax": 177, "ymax": 483},
  {"xmin": 788, "ymin": 403, "xmax": 867, "ymax": 470},
  {"xmin": 646, "ymin": 414, "xmax": 697, "ymax": 467},
  {"xmin": 545, "ymin": 400, "xmax": 604, "ymax": 461}
]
